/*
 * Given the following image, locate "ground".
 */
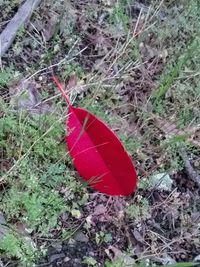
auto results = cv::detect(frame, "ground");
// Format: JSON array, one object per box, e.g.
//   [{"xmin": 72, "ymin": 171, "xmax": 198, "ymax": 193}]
[{"xmin": 0, "ymin": 0, "xmax": 200, "ymax": 266}]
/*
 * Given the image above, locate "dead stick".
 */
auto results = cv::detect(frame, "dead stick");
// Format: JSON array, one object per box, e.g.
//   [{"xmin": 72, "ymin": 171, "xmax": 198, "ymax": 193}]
[
  {"xmin": 0, "ymin": 0, "xmax": 42, "ymax": 57},
  {"xmin": 180, "ymin": 149, "xmax": 200, "ymax": 188}
]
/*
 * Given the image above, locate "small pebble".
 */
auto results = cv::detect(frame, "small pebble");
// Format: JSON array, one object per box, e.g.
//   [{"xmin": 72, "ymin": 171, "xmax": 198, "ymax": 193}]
[{"xmin": 64, "ymin": 257, "xmax": 70, "ymax": 262}]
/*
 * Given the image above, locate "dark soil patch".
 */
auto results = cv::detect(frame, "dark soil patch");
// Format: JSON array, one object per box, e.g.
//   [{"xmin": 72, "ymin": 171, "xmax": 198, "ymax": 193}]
[{"xmin": 39, "ymin": 179, "xmax": 200, "ymax": 266}]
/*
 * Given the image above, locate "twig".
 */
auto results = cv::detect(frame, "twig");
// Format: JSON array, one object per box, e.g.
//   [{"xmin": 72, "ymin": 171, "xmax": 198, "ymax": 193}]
[
  {"xmin": 0, "ymin": 0, "xmax": 42, "ymax": 57},
  {"xmin": 180, "ymin": 150, "xmax": 200, "ymax": 188}
]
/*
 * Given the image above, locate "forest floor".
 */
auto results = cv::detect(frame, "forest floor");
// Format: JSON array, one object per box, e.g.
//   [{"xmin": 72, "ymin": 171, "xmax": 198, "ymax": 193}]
[{"xmin": 0, "ymin": 0, "xmax": 200, "ymax": 266}]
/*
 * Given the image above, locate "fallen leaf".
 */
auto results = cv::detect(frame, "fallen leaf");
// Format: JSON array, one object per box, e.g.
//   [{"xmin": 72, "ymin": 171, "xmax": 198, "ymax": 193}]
[
  {"xmin": 105, "ymin": 245, "xmax": 135, "ymax": 266},
  {"xmin": 132, "ymin": 229, "xmax": 145, "ymax": 244},
  {"xmin": 42, "ymin": 12, "xmax": 59, "ymax": 42},
  {"xmin": 150, "ymin": 172, "xmax": 173, "ymax": 191},
  {"xmin": 93, "ymin": 204, "xmax": 107, "ymax": 216},
  {"xmin": 73, "ymin": 231, "xmax": 89, "ymax": 243},
  {"xmin": 15, "ymin": 221, "xmax": 33, "ymax": 235},
  {"xmin": 52, "ymin": 75, "xmax": 138, "ymax": 196},
  {"xmin": 66, "ymin": 75, "xmax": 78, "ymax": 91},
  {"xmin": 10, "ymin": 79, "xmax": 51, "ymax": 115},
  {"xmin": 105, "ymin": 245, "xmax": 122, "ymax": 261}
]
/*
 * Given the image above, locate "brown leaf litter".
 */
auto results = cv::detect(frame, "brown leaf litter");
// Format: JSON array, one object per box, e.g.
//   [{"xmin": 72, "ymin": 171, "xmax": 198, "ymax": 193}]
[{"xmin": 9, "ymin": 79, "xmax": 52, "ymax": 115}]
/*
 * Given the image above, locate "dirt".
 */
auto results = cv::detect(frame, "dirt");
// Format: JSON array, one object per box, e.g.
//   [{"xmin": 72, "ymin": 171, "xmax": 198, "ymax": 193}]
[
  {"xmin": 1, "ymin": 0, "xmax": 200, "ymax": 266},
  {"xmin": 37, "ymin": 180, "xmax": 200, "ymax": 266}
]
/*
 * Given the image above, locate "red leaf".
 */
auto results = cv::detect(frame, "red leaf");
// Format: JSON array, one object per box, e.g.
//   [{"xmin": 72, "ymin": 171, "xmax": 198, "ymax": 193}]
[{"xmin": 52, "ymin": 76, "xmax": 137, "ymax": 196}]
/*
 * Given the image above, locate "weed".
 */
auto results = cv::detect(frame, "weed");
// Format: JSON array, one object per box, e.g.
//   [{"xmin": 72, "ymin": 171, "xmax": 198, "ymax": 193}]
[
  {"xmin": 83, "ymin": 256, "xmax": 98, "ymax": 266},
  {"xmin": 0, "ymin": 231, "xmax": 40, "ymax": 266},
  {"xmin": 95, "ymin": 231, "xmax": 112, "ymax": 245},
  {"xmin": 121, "ymin": 133, "xmax": 142, "ymax": 154},
  {"xmin": 153, "ymin": 38, "xmax": 199, "ymax": 104},
  {"xmin": 0, "ymin": 107, "xmax": 65, "ymax": 165},
  {"xmin": 125, "ymin": 196, "xmax": 150, "ymax": 222},
  {"xmin": 110, "ymin": 0, "xmax": 130, "ymax": 32},
  {"xmin": 2, "ymin": 185, "xmax": 66, "ymax": 235},
  {"xmin": 62, "ymin": 62, "xmax": 85, "ymax": 79},
  {"xmin": 0, "ymin": 66, "xmax": 14, "ymax": 87},
  {"xmin": 105, "ymin": 261, "xmax": 122, "ymax": 267},
  {"xmin": 0, "ymin": 98, "xmax": 87, "ymax": 265}
]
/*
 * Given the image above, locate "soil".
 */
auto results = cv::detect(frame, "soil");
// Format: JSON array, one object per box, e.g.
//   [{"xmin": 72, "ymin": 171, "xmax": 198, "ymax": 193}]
[{"xmin": 1, "ymin": 0, "xmax": 200, "ymax": 266}]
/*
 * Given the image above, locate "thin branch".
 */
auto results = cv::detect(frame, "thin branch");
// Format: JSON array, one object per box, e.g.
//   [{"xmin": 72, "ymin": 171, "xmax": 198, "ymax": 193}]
[
  {"xmin": 180, "ymin": 149, "xmax": 200, "ymax": 188},
  {"xmin": 0, "ymin": 0, "xmax": 42, "ymax": 57}
]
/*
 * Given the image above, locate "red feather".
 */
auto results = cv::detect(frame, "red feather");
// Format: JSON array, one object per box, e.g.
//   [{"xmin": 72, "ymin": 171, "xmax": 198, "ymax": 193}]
[{"xmin": 52, "ymin": 76, "xmax": 137, "ymax": 196}]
